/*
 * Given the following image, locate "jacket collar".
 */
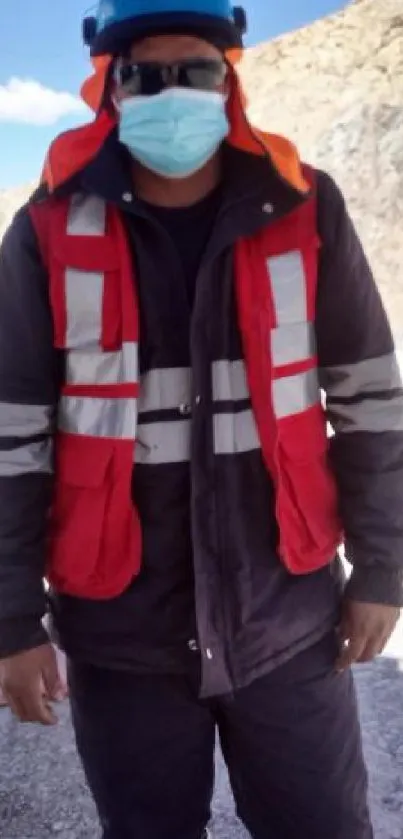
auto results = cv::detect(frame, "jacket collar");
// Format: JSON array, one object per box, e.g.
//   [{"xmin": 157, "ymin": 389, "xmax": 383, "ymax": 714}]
[{"xmin": 62, "ymin": 130, "xmax": 307, "ymax": 232}]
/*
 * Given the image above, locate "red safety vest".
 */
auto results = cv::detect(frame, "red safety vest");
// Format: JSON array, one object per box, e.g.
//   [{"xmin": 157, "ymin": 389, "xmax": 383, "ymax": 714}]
[{"xmin": 29, "ymin": 166, "xmax": 342, "ymax": 600}]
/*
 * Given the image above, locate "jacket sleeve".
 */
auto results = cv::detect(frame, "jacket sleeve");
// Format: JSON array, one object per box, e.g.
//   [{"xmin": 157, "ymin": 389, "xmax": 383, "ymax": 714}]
[
  {"xmin": 0, "ymin": 205, "xmax": 61, "ymax": 657},
  {"xmin": 315, "ymin": 170, "xmax": 403, "ymax": 606}
]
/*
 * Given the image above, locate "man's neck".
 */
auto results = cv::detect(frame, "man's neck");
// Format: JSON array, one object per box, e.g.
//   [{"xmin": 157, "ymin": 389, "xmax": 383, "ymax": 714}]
[{"xmin": 131, "ymin": 151, "xmax": 222, "ymax": 208}]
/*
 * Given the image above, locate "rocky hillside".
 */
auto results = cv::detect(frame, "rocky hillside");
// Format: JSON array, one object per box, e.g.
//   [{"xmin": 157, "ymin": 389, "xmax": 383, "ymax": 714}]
[
  {"xmin": 0, "ymin": 183, "xmax": 35, "ymax": 241},
  {"xmin": 238, "ymin": 0, "xmax": 403, "ymax": 339},
  {"xmin": 1, "ymin": 0, "xmax": 402, "ymax": 336}
]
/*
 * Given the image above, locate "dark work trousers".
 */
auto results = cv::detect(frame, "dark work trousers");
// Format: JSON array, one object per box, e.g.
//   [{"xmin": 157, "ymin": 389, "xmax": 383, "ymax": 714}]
[{"xmin": 68, "ymin": 633, "xmax": 373, "ymax": 839}]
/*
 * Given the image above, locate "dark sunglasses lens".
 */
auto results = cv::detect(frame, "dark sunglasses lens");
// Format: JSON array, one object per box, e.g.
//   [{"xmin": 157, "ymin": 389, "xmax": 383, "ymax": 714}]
[
  {"xmin": 180, "ymin": 60, "xmax": 227, "ymax": 91},
  {"xmin": 119, "ymin": 63, "xmax": 166, "ymax": 96}
]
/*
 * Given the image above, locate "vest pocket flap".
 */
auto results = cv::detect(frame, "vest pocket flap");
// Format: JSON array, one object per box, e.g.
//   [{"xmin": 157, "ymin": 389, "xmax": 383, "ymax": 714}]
[
  {"xmin": 55, "ymin": 434, "xmax": 112, "ymax": 487},
  {"xmin": 278, "ymin": 404, "xmax": 328, "ymax": 461}
]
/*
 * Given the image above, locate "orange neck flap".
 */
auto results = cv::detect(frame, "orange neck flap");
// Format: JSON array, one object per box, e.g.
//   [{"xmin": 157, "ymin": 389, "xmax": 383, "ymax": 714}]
[{"xmin": 43, "ymin": 52, "xmax": 308, "ymax": 195}]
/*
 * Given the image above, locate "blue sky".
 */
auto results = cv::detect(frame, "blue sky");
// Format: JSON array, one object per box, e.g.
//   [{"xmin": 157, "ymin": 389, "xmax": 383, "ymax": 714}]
[{"xmin": 0, "ymin": 0, "xmax": 345, "ymax": 187}]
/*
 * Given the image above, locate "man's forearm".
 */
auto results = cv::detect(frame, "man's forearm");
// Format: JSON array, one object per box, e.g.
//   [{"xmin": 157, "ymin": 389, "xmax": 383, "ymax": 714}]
[{"xmin": 0, "ymin": 207, "xmax": 59, "ymax": 654}]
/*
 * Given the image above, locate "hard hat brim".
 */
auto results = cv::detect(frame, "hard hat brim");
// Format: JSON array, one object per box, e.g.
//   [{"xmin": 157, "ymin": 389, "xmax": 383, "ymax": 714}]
[{"xmin": 90, "ymin": 11, "xmax": 243, "ymax": 56}]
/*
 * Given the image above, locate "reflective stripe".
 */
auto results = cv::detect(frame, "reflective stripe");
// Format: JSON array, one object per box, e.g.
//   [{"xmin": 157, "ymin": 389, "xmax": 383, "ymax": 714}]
[
  {"xmin": 212, "ymin": 360, "xmax": 249, "ymax": 402},
  {"xmin": 271, "ymin": 322, "xmax": 315, "ymax": 367},
  {"xmin": 0, "ymin": 439, "xmax": 53, "ymax": 476},
  {"xmin": 267, "ymin": 251, "xmax": 306, "ymax": 324},
  {"xmin": 65, "ymin": 268, "xmax": 104, "ymax": 349},
  {"xmin": 328, "ymin": 395, "xmax": 403, "ymax": 434},
  {"xmin": 213, "ymin": 409, "xmax": 260, "ymax": 454},
  {"xmin": 67, "ymin": 194, "xmax": 106, "ymax": 236},
  {"xmin": 0, "ymin": 402, "xmax": 53, "ymax": 437},
  {"xmin": 273, "ymin": 369, "xmax": 319, "ymax": 418},
  {"xmin": 139, "ymin": 368, "xmax": 192, "ymax": 413},
  {"xmin": 58, "ymin": 396, "xmax": 137, "ymax": 439},
  {"xmin": 320, "ymin": 353, "xmax": 402, "ymax": 399},
  {"xmin": 66, "ymin": 342, "xmax": 139, "ymax": 385},
  {"xmin": 135, "ymin": 420, "xmax": 191, "ymax": 464}
]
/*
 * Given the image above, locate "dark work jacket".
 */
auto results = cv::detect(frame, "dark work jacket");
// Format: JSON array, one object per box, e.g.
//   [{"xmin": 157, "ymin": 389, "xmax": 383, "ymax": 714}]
[{"xmin": 0, "ymin": 138, "xmax": 402, "ymax": 697}]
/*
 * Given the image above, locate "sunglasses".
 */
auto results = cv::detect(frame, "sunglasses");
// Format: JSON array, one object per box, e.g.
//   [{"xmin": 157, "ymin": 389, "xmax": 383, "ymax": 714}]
[{"xmin": 115, "ymin": 58, "xmax": 227, "ymax": 97}]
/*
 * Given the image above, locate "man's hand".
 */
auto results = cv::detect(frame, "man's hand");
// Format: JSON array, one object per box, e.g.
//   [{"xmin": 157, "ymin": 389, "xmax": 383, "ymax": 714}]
[
  {"xmin": 0, "ymin": 644, "xmax": 67, "ymax": 725},
  {"xmin": 336, "ymin": 599, "xmax": 400, "ymax": 671}
]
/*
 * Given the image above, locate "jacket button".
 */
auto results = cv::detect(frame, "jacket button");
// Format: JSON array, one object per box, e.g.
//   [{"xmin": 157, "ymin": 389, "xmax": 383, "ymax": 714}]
[
  {"xmin": 206, "ymin": 648, "xmax": 213, "ymax": 660},
  {"xmin": 179, "ymin": 403, "xmax": 192, "ymax": 416},
  {"xmin": 122, "ymin": 191, "xmax": 133, "ymax": 203},
  {"xmin": 188, "ymin": 639, "xmax": 199, "ymax": 652},
  {"xmin": 195, "ymin": 395, "xmax": 201, "ymax": 406},
  {"xmin": 262, "ymin": 201, "xmax": 274, "ymax": 214}
]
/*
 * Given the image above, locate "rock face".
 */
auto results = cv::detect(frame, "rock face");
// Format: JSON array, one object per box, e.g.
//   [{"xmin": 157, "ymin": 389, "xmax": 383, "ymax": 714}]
[
  {"xmin": 0, "ymin": 183, "xmax": 35, "ymax": 241},
  {"xmin": 239, "ymin": 0, "xmax": 403, "ymax": 339},
  {"xmin": 1, "ymin": 0, "xmax": 402, "ymax": 335}
]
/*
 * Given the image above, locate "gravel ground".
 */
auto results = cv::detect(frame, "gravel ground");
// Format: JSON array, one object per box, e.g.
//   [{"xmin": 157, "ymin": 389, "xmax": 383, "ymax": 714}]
[{"xmin": 0, "ymin": 624, "xmax": 402, "ymax": 839}]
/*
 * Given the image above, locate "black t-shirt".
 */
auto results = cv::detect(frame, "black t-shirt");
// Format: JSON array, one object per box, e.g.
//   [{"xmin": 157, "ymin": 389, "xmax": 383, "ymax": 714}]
[{"xmin": 140, "ymin": 187, "xmax": 221, "ymax": 308}]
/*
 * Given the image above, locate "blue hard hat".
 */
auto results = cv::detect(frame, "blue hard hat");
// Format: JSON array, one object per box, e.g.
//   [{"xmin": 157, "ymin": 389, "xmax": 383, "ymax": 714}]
[{"xmin": 83, "ymin": 0, "xmax": 247, "ymax": 56}]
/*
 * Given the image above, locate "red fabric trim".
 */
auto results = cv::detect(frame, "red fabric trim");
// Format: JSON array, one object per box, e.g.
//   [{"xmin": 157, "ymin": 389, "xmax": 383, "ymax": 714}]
[
  {"xmin": 62, "ymin": 383, "xmax": 139, "ymax": 399},
  {"xmin": 53, "ymin": 236, "xmax": 119, "ymax": 273},
  {"xmin": 110, "ymin": 207, "xmax": 140, "ymax": 343},
  {"xmin": 273, "ymin": 356, "xmax": 318, "ymax": 380}
]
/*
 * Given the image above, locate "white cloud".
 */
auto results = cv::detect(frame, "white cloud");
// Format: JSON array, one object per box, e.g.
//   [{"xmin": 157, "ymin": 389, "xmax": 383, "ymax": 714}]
[{"xmin": 0, "ymin": 77, "xmax": 87, "ymax": 126}]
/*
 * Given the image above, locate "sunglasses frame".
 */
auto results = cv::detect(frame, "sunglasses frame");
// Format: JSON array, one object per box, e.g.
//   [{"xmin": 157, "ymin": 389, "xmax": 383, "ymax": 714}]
[{"xmin": 114, "ymin": 57, "xmax": 228, "ymax": 97}]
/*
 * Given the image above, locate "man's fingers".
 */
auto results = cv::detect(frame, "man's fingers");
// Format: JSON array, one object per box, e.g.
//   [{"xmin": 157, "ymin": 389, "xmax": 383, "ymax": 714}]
[
  {"xmin": 355, "ymin": 636, "xmax": 382, "ymax": 663},
  {"xmin": 2, "ymin": 690, "xmax": 22, "ymax": 721},
  {"xmin": 336, "ymin": 635, "xmax": 366, "ymax": 671},
  {"xmin": 4, "ymin": 683, "xmax": 57, "ymax": 725},
  {"xmin": 42, "ymin": 649, "xmax": 66, "ymax": 702},
  {"xmin": 357, "ymin": 630, "xmax": 393, "ymax": 663}
]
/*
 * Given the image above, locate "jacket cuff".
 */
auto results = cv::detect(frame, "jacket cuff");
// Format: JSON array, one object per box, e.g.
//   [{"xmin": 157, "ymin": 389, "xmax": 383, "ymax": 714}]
[
  {"xmin": 0, "ymin": 617, "xmax": 49, "ymax": 659},
  {"xmin": 345, "ymin": 565, "xmax": 403, "ymax": 607}
]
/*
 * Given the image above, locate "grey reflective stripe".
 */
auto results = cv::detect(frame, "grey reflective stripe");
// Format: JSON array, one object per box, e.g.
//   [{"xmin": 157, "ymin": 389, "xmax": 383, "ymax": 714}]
[
  {"xmin": 135, "ymin": 421, "xmax": 191, "ymax": 464},
  {"xmin": 58, "ymin": 396, "xmax": 137, "ymax": 439},
  {"xmin": 267, "ymin": 251, "xmax": 306, "ymax": 324},
  {"xmin": 213, "ymin": 410, "xmax": 260, "ymax": 454},
  {"xmin": 271, "ymin": 322, "xmax": 315, "ymax": 367},
  {"xmin": 65, "ymin": 195, "xmax": 107, "ymax": 350},
  {"xmin": 212, "ymin": 360, "xmax": 249, "ymax": 402},
  {"xmin": 0, "ymin": 439, "xmax": 53, "ymax": 476},
  {"xmin": 273, "ymin": 369, "xmax": 319, "ymax": 418},
  {"xmin": 0, "ymin": 402, "xmax": 53, "ymax": 437},
  {"xmin": 67, "ymin": 194, "xmax": 106, "ymax": 236},
  {"xmin": 320, "ymin": 353, "xmax": 402, "ymax": 399},
  {"xmin": 139, "ymin": 368, "xmax": 192, "ymax": 413},
  {"xmin": 65, "ymin": 268, "xmax": 104, "ymax": 349},
  {"xmin": 328, "ymin": 395, "xmax": 403, "ymax": 434},
  {"xmin": 66, "ymin": 342, "xmax": 139, "ymax": 386}
]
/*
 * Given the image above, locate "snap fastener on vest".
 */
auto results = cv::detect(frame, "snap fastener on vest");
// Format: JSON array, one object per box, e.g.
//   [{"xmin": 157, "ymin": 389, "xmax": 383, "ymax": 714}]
[
  {"xmin": 262, "ymin": 201, "xmax": 274, "ymax": 214},
  {"xmin": 179, "ymin": 403, "xmax": 192, "ymax": 416}
]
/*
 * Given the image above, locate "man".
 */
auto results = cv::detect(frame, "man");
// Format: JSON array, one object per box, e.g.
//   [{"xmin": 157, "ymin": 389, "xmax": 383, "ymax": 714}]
[{"xmin": 0, "ymin": 1, "xmax": 402, "ymax": 837}]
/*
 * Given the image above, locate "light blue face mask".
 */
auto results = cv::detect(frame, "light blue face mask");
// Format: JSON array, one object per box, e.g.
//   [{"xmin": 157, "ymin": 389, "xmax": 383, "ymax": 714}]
[{"xmin": 118, "ymin": 87, "xmax": 229, "ymax": 179}]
